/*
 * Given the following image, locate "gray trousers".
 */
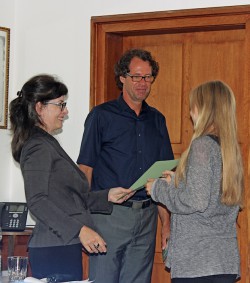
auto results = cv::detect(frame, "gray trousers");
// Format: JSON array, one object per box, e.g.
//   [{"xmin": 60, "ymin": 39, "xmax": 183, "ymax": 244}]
[{"xmin": 89, "ymin": 202, "xmax": 158, "ymax": 283}]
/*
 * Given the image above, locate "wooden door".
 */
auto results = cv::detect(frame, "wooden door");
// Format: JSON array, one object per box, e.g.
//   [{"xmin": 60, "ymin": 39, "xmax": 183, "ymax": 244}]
[{"xmin": 89, "ymin": 5, "xmax": 250, "ymax": 282}]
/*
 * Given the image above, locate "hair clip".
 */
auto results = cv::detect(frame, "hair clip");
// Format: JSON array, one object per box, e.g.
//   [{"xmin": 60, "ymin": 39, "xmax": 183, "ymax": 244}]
[{"xmin": 17, "ymin": 90, "xmax": 23, "ymax": 98}]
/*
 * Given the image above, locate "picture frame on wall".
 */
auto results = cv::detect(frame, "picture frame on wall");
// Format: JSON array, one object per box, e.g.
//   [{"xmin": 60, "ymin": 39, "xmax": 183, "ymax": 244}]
[{"xmin": 0, "ymin": 27, "xmax": 10, "ymax": 129}]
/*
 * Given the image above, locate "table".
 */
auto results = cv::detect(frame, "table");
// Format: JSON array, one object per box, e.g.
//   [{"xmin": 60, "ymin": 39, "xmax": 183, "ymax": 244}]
[
  {"xmin": 1, "ymin": 269, "xmax": 28, "ymax": 282},
  {"xmin": 1, "ymin": 271, "xmax": 9, "ymax": 283},
  {"xmin": 1, "ymin": 278, "xmax": 26, "ymax": 283},
  {"xmin": 1, "ymin": 275, "xmax": 9, "ymax": 283}
]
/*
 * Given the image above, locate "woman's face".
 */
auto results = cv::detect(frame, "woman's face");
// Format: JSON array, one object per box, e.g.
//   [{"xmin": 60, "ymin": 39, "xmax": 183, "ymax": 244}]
[
  {"xmin": 190, "ymin": 104, "xmax": 199, "ymax": 125},
  {"xmin": 37, "ymin": 95, "xmax": 68, "ymax": 133}
]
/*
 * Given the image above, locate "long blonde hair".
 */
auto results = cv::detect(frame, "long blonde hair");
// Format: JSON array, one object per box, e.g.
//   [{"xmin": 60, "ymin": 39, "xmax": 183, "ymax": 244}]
[{"xmin": 175, "ymin": 80, "xmax": 244, "ymax": 206}]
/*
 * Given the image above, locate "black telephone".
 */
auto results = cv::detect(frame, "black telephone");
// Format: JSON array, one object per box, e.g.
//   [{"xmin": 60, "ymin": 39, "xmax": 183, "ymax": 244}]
[{"xmin": 0, "ymin": 202, "xmax": 28, "ymax": 231}]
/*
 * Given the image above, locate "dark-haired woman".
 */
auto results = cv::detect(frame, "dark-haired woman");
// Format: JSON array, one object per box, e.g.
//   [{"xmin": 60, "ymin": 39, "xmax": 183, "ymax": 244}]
[{"xmin": 9, "ymin": 74, "xmax": 131, "ymax": 280}]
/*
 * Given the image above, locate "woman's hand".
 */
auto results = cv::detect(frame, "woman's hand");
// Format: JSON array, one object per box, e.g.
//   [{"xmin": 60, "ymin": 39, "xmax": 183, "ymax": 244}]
[
  {"xmin": 145, "ymin": 178, "xmax": 155, "ymax": 196},
  {"xmin": 161, "ymin": 170, "xmax": 174, "ymax": 183},
  {"xmin": 108, "ymin": 187, "xmax": 134, "ymax": 203},
  {"xmin": 79, "ymin": 226, "xmax": 107, "ymax": 254}
]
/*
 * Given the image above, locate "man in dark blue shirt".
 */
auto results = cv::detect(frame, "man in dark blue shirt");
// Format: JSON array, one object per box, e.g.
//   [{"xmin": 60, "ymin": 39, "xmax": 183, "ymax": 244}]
[{"xmin": 77, "ymin": 48, "xmax": 174, "ymax": 283}]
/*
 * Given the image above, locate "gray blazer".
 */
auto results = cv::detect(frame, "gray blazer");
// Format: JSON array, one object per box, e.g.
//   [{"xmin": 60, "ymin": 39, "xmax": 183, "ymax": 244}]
[
  {"xmin": 20, "ymin": 127, "xmax": 112, "ymax": 248},
  {"xmin": 151, "ymin": 136, "xmax": 240, "ymax": 279}
]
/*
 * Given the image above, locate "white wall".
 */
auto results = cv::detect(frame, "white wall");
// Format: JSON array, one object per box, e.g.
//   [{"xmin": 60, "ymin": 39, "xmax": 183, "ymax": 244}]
[
  {"xmin": 0, "ymin": 0, "xmax": 16, "ymax": 201},
  {"xmin": 0, "ymin": 0, "xmax": 250, "ymax": 225}
]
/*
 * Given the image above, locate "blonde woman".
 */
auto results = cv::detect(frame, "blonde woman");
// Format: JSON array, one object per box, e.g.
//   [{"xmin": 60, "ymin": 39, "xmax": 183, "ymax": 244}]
[{"xmin": 146, "ymin": 81, "xmax": 244, "ymax": 283}]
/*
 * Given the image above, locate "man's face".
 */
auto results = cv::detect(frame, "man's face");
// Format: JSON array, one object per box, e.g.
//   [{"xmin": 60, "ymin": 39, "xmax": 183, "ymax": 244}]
[{"xmin": 120, "ymin": 57, "xmax": 153, "ymax": 104}]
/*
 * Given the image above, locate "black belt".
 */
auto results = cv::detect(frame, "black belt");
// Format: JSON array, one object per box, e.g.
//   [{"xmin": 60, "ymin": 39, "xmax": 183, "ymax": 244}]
[{"xmin": 117, "ymin": 198, "xmax": 153, "ymax": 209}]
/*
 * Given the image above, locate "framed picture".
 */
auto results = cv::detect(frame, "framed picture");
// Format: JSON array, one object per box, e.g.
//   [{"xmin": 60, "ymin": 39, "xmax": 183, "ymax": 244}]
[{"xmin": 0, "ymin": 27, "xmax": 10, "ymax": 129}]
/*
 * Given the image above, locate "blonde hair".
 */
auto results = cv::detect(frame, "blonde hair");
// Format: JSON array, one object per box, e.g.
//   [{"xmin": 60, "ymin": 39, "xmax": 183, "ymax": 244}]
[{"xmin": 175, "ymin": 80, "xmax": 244, "ymax": 207}]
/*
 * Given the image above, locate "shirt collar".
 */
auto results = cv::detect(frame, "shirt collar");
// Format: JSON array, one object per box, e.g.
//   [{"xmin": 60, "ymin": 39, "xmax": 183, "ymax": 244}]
[{"xmin": 117, "ymin": 93, "xmax": 149, "ymax": 114}]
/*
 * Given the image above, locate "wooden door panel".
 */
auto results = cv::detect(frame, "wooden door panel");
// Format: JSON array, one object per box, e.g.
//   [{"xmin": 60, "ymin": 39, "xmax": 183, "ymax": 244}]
[
  {"xmin": 123, "ymin": 28, "xmax": 245, "ymax": 141},
  {"xmin": 190, "ymin": 37, "xmax": 245, "ymax": 141},
  {"xmin": 146, "ymin": 44, "xmax": 183, "ymax": 147}
]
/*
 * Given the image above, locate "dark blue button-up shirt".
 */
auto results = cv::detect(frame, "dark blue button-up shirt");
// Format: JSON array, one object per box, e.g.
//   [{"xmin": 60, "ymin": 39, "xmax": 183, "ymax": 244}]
[{"xmin": 77, "ymin": 94, "xmax": 173, "ymax": 200}]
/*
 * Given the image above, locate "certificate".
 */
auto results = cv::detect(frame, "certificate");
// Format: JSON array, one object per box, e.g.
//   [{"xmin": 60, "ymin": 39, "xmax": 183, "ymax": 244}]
[
  {"xmin": 117, "ymin": 159, "xmax": 179, "ymax": 200},
  {"xmin": 130, "ymin": 159, "xmax": 179, "ymax": 190}
]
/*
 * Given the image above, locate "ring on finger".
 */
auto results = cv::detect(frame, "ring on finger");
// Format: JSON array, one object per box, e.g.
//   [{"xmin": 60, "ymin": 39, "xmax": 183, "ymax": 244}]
[{"xmin": 94, "ymin": 243, "xmax": 100, "ymax": 249}]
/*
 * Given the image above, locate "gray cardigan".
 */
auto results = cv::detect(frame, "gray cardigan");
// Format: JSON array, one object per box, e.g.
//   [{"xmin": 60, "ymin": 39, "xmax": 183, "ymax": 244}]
[
  {"xmin": 20, "ymin": 127, "xmax": 113, "ymax": 248},
  {"xmin": 151, "ymin": 136, "xmax": 240, "ymax": 279}
]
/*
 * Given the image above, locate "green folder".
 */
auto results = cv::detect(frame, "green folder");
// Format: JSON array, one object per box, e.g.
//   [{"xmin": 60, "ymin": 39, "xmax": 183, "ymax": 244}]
[
  {"xmin": 117, "ymin": 159, "xmax": 179, "ymax": 200},
  {"xmin": 130, "ymin": 159, "xmax": 179, "ymax": 190}
]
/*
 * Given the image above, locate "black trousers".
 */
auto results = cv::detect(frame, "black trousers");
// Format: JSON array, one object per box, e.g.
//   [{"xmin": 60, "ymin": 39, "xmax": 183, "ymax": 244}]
[
  {"xmin": 28, "ymin": 243, "xmax": 82, "ymax": 281},
  {"xmin": 172, "ymin": 274, "xmax": 237, "ymax": 283}
]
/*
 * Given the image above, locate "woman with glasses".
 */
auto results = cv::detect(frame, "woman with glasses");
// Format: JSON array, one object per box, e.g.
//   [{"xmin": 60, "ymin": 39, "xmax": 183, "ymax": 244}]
[
  {"xmin": 9, "ymin": 74, "xmax": 132, "ymax": 281},
  {"xmin": 146, "ymin": 80, "xmax": 243, "ymax": 283}
]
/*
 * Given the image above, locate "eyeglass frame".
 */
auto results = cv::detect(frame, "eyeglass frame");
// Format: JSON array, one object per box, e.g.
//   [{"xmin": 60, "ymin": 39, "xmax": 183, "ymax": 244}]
[
  {"xmin": 126, "ymin": 73, "xmax": 155, "ymax": 83},
  {"xmin": 44, "ymin": 101, "xmax": 67, "ymax": 111}
]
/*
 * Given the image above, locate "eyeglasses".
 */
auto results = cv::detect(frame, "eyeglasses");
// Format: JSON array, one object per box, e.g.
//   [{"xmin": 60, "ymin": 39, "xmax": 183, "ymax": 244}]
[
  {"xmin": 44, "ymin": 101, "xmax": 67, "ymax": 111},
  {"xmin": 126, "ymin": 73, "xmax": 155, "ymax": 83}
]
